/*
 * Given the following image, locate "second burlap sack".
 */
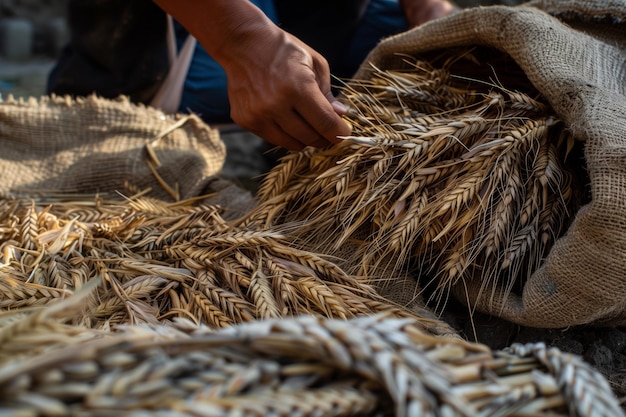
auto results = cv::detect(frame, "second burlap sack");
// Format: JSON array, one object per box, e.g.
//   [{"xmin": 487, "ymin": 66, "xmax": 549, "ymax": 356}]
[
  {"xmin": 351, "ymin": 0, "xmax": 626, "ymax": 327},
  {"xmin": 0, "ymin": 95, "xmax": 225, "ymax": 201}
]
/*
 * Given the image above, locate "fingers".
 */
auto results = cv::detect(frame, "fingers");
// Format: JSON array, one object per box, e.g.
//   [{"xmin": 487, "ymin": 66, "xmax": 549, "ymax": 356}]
[
  {"xmin": 225, "ymin": 30, "xmax": 351, "ymax": 150},
  {"xmin": 431, "ymin": 0, "xmax": 457, "ymax": 20},
  {"xmin": 277, "ymin": 95, "xmax": 351, "ymax": 148},
  {"xmin": 260, "ymin": 125, "xmax": 307, "ymax": 151},
  {"xmin": 252, "ymin": 109, "xmax": 337, "ymax": 151},
  {"xmin": 232, "ymin": 78, "xmax": 350, "ymax": 150},
  {"xmin": 288, "ymin": 70, "xmax": 351, "ymax": 145},
  {"xmin": 295, "ymin": 96, "xmax": 351, "ymax": 145},
  {"xmin": 252, "ymin": 99, "xmax": 350, "ymax": 151},
  {"xmin": 331, "ymin": 99, "xmax": 349, "ymax": 117},
  {"xmin": 277, "ymin": 109, "xmax": 333, "ymax": 149}
]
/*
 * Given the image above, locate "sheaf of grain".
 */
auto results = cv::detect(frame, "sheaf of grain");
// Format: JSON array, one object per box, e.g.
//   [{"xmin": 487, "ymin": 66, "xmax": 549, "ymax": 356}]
[
  {"xmin": 94, "ymin": 275, "xmax": 170, "ymax": 319},
  {"xmin": 292, "ymin": 276, "xmax": 349, "ymax": 319},
  {"xmin": 191, "ymin": 291, "xmax": 233, "ymax": 329},
  {"xmin": 236, "ymin": 51, "xmax": 582, "ymax": 312},
  {"xmin": 248, "ymin": 269, "xmax": 281, "ymax": 320},
  {"xmin": 256, "ymin": 147, "xmax": 316, "ymax": 202}
]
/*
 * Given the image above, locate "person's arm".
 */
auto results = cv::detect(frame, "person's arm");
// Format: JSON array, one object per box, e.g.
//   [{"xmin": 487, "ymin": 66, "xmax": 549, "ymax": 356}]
[
  {"xmin": 399, "ymin": 0, "xmax": 458, "ymax": 27},
  {"xmin": 152, "ymin": 0, "xmax": 350, "ymax": 150}
]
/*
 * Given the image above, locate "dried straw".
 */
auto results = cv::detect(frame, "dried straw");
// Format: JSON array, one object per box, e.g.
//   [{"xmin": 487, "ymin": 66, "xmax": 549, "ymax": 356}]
[
  {"xmin": 0, "ymin": 291, "xmax": 622, "ymax": 417},
  {"xmin": 243, "ymin": 48, "xmax": 584, "ymax": 311},
  {"xmin": 0, "ymin": 192, "xmax": 454, "ymax": 338}
]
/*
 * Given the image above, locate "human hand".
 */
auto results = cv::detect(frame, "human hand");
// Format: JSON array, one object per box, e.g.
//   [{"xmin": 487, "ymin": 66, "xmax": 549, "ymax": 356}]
[
  {"xmin": 400, "ymin": 0, "xmax": 458, "ymax": 27},
  {"xmin": 153, "ymin": 0, "xmax": 351, "ymax": 151},
  {"xmin": 221, "ymin": 26, "xmax": 351, "ymax": 151}
]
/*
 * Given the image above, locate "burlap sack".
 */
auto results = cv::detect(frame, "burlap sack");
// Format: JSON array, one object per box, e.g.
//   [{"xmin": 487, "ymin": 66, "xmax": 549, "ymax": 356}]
[
  {"xmin": 0, "ymin": 94, "xmax": 225, "ymax": 201},
  {"xmin": 352, "ymin": 0, "xmax": 626, "ymax": 327}
]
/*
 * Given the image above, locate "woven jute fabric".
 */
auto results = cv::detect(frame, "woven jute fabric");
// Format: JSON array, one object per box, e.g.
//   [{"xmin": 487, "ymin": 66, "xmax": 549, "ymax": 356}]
[
  {"xmin": 0, "ymin": 94, "xmax": 225, "ymax": 201},
  {"xmin": 352, "ymin": 0, "xmax": 626, "ymax": 327}
]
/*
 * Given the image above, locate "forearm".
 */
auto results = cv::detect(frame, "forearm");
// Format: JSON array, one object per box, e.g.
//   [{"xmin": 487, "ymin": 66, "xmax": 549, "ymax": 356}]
[
  {"xmin": 152, "ymin": 0, "xmax": 279, "ymax": 65},
  {"xmin": 152, "ymin": 0, "xmax": 351, "ymax": 149}
]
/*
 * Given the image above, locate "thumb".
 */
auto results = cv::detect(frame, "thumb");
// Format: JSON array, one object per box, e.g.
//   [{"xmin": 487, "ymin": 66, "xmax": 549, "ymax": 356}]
[{"xmin": 331, "ymin": 99, "xmax": 348, "ymax": 116}]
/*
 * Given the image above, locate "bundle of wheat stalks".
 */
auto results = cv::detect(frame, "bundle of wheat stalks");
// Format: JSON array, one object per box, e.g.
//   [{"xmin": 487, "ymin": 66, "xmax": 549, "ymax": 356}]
[
  {"xmin": 0, "ymin": 287, "xmax": 622, "ymax": 417},
  {"xmin": 0, "ymin": 192, "xmax": 451, "ymax": 336},
  {"xmin": 244, "ymin": 49, "xmax": 583, "ymax": 308}
]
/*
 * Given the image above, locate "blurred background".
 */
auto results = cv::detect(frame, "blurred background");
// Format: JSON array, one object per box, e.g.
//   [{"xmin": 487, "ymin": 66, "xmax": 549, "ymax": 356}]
[
  {"xmin": 0, "ymin": 0, "xmax": 528, "ymax": 182},
  {"xmin": 0, "ymin": 0, "xmax": 67, "ymax": 99},
  {"xmin": 0, "ymin": 0, "xmax": 527, "ymax": 101}
]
